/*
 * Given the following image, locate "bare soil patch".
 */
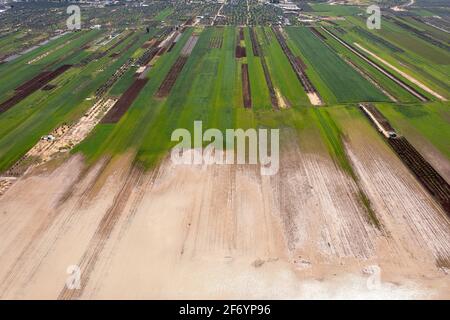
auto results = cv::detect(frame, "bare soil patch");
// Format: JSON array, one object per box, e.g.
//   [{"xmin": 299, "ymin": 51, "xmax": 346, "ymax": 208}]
[
  {"xmin": 241, "ymin": 64, "xmax": 252, "ymax": 109},
  {"xmin": 235, "ymin": 45, "xmax": 246, "ymax": 58},
  {"xmin": 155, "ymin": 56, "xmax": 188, "ymax": 98},
  {"xmin": 102, "ymin": 79, "xmax": 149, "ymax": 123},
  {"xmin": 249, "ymin": 27, "xmax": 260, "ymax": 57}
]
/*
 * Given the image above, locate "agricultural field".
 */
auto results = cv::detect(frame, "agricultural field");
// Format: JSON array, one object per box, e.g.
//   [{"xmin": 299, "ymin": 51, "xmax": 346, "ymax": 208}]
[
  {"xmin": 0, "ymin": 0, "xmax": 449, "ymax": 301},
  {"xmin": 0, "ymin": 29, "xmax": 153, "ymax": 172},
  {"xmin": 285, "ymin": 26, "xmax": 389, "ymax": 104},
  {"xmin": 335, "ymin": 15, "xmax": 450, "ymax": 101},
  {"xmin": 307, "ymin": 3, "xmax": 363, "ymax": 16},
  {"xmin": 377, "ymin": 102, "xmax": 450, "ymax": 160}
]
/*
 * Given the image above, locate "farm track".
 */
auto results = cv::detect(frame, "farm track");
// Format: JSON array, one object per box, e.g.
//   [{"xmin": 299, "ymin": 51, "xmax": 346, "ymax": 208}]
[
  {"xmin": 0, "ymin": 31, "xmax": 72, "ymax": 64},
  {"xmin": 354, "ymin": 42, "xmax": 447, "ymax": 101},
  {"xmin": 321, "ymin": 27, "xmax": 429, "ymax": 102},
  {"xmin": 241, "ymin": 64, "xmax": 252, "ymax": 109},
  {"xmin": 239, "ymin": 27, "xmax": 244, "ymax": 41},
  {"xmin": 0, "ymin": 28, "xmax": 183, "ymax": 190},
  {"xmin": 235, "ymin": 29, "xmax": 246, "ymax": 58},
  {"xmin": 0, "ymin": 64, "xmax": 72, "ymax": 114},
  {"xmin": 109, "ymin": 35, "xmax": 140, "ymax": 58},
  {"xmin": 345, "ymin": 58, "xmax": 397, "ymax": 102}
]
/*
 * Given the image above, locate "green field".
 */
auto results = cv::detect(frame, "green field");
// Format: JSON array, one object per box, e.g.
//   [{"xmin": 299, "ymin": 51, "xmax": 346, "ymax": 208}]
[
  {"xmin": 0, "ymin": 24, "xmax": 448, "ymax": 187},
  {"xmin": 285, "ymin": 27, "xmax": 388, "ymax": 104},
  {"xmin": 75, "ymin": 27, "xmax": 384, "ymax": 174},
  {"xmin": 377, "ymin": 102, "xmax": 450, "ymax": 160},
  {"xmin": 0, "ymin": 30, "xmax": 152, "ymax": 172},
  {"xmin": 242, "ymin": 28, "xmax": 272, "ymax": 111},
  {"xmin": 75, "ymin": 27, "xmax": 198, "ymax": 165},
  {"xmin": 308, "ymin": 3, "xmax": 362, "ymax": 16},
  {"xmin": 0, "ymin": 30, "xmax": 104, "ymax": 102},
  {"xmin": 108, "ymin": 67, "xmax": 139, "ymax": 96},
  {"xmin": 316, "ymin": 27, "xmax": 419, "ymax": 103},
  {"xmin": 77, "ymin": 26, "xmax": 311, "ymax": 168},
  {"xmin": 154, "ymin": 7, "xmax": 174, "ymax": 21},
  {"xmin": 339, "ymin": 16, "xmax": 450, "ymax": 101},
  {"xmin": 255, "ymin": 27, "xmax": 310, "ymax": 107}
]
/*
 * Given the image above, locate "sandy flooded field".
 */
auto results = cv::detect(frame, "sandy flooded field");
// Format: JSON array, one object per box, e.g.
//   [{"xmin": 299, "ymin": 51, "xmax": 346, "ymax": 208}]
[{"xmin": 0, "ymin": 129, "xmax": 449, "ymax": 299}]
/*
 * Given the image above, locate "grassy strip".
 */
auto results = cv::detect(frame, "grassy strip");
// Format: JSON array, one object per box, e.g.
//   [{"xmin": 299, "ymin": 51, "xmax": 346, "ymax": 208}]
[{"xmin": 243, "ymin": 27, "xmax": 272, "ymax": 111}]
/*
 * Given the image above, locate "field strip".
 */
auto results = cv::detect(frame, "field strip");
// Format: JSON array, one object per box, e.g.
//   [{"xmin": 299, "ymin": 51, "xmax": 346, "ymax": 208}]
[
  {"xmin": 0, "ymin": 31, "xmax": 71, "ymax": 64},
  {"xmin": 321, "ymin": 27, "xmax": 429, "ymax": 102},
  {"xmin": 252, "ymin": 27, "xmax": 279, "ymax": 109},
  {"xmin": 353, "ymin": 43, "xmax": 448, "ymax": 101},
  {"xmin": 359, "ymin": 103, "xmax": 450, "ymax": 215},
  {"xmin": 101, "ymin": 79, "xmax": 149, "ymax": 123},
  {"xmin": 272, "ymin": 27, "xmax": 323, "ymax": 106},
  {"xmin": 345, "ymin": 58, "xmax": 397, "ymax": 102},
  {"xmin": 241, "ymin": 64, "xmax": 252, "ymax": 109},
  {"xmin": 424, "ymin": 21, "xmax": 450, "ymax": 34},
  {"xmin": 0, "ymin": 64, "xmax": 72, "ymax": 114},
  {"xmin": 156, "ymin": 34, "xmax": 199, "ymax": 98},
  {"xmin": 308, "ymin": 27, "xmax": 397, "ymax": 102}
]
